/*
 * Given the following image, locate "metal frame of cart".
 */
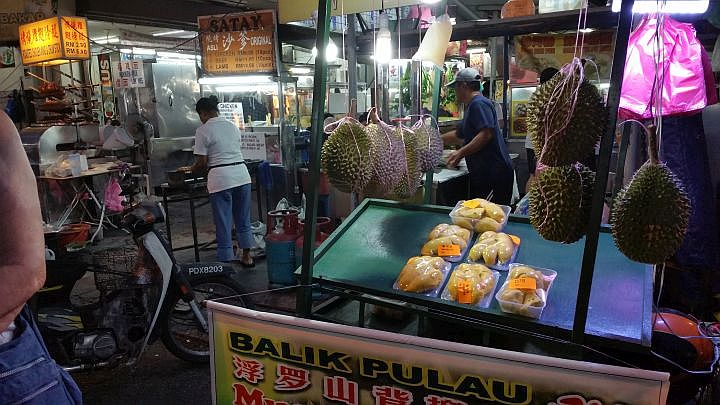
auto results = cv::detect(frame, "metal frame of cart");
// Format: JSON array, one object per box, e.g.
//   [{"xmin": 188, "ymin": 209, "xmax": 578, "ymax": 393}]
[{"xmin": 298, "ymin": 0, "xmax": 637, "ymax": 357}]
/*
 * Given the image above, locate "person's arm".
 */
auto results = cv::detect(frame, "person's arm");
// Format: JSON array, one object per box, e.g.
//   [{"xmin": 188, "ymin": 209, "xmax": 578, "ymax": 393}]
[
  {"xmin": 190, "ymin": 155, "xmax": 208, "ymax": 174},
  {"xmin": 190, "ymin": 126, "xmax": 209, "ymax": 174},
  {"xmin": 447, "ymin": 127, "xmax": 494, "ymax": 168},
  {"xmin": 0, "ymin": 112, "xmax": 45, "ymax": 330},
  {"xmin": 442, "ymin": 130, "xmax": 464, "ymax": 147}
]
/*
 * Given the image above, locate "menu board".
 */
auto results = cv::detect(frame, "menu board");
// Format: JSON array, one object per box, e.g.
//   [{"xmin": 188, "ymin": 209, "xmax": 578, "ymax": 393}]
[
  {"xmin": 60, "ymin": 17, "xmax": 89, "ymax": 60},
  {"xmin": 18, "ymin": 15, "xmax": 89, "ymax": 65},
  {"xmin": 198, "ymin": 10, "xmax": 276, "ymax": 75},
  {"xmin": 114, "ymin": 60, "xmax": 145, "ymax": 88},
  {"xmin": 18, "ymin": 17, "xmax": 62, "ymax": 65}
]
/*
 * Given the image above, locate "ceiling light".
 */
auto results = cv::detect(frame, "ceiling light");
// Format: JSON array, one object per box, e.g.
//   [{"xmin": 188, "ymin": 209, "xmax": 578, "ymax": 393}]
[
  {"xmin": 611, "ymin": 0, "xmax": 709, "ymax": 13},
  {"xmin": 198, "ymin": 75, "xmax": 274, "ymax": 85},
  {"xmin": 119, "ymin": 48, "xmax": 133, "ymax": 54},
  {"xmin": 216, "ymin": 85, "xmax": 277, "ymax": 93},
  {"xmin": 421, "ymin": 0, "xmax": 442, "ymax": 3},
  {"xmin": 156, "ymin": 51, "xmax": 199, "ymax": 60},
  {"xmin": 467, "ymin": 47, "xmax": 487, "ymax": 54},
  {"xmin": 450, "ymin": 17, "xmax": 457, "ymax": 25},
  {"xmin": 289, "ymin": 67, "xmax": 311, "ymax": 74},
  {"xmin": 91, "ymin": 36, "xmax": 119, "ymax": 44},
  {"xmin": 579, "ymin": 28, "xmax": 595, "ymax": 33},
  {"xmin": 153, "ymin": 29, "xmax": 185, "ymax": 36},
  {"xmin": 132, "ymin": 47, "xmax": 156, "ymax": 55}
]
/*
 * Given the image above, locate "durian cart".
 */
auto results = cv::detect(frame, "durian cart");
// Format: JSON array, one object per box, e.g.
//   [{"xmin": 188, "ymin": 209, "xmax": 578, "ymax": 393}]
[{"xmin": 296, "ymin": 0, "xmax": 657, "ymax": 358}]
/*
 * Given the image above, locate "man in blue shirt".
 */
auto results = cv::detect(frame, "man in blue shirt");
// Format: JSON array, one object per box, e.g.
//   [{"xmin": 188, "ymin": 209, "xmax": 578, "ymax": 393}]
[{"xmin": 442, "ymin": 68, "xmax": 514, "ymax": 205}]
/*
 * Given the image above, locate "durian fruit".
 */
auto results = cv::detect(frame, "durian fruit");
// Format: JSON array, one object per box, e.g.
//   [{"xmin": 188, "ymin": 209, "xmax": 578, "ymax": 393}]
[
  {"xmin": 320, "ymin": 118, "xmax": 372, "ymax": 193},
  {"xmin": 364, "ymin": 121, "xmax": 406, "ymax": 197},
  {"xmin": 527, "ymin": 61, "xmax": 606, "ymax": 166},
  {"xmin": 610, "ymin": 126, "xmax": 690, "ymax": 264},
  {"xmin": 529, "ymin": 163, "xmax": 595, "ymax": 243},
  {"xmin": 390, "ymin": 125, "xmax": 421, "ymax": 199},
  {"xmin": 411, "ymin": 116, "xmax": 443, "ymax": 172}
]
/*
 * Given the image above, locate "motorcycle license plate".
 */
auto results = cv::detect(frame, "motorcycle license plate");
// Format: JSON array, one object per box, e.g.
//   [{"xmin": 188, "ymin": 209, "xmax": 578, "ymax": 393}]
[{"xmin": 181, "ymin": 262, "xmax": 233, "ymax": 277}]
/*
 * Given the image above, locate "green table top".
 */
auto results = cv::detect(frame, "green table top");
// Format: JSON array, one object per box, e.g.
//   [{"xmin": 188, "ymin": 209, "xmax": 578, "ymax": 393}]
[{"xmin": 310, "ymin": 199, "xmax": 653, "ymax": 350}]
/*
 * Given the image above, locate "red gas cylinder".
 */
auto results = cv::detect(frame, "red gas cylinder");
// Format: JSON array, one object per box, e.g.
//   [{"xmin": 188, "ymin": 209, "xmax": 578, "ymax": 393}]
[
  {"xmin": 265, "ymin": 209, "xmax": 300, "ymax": 242},
  {"xmin": 295, "ymin": 217, "xmax": 332, "ymax": 267}
]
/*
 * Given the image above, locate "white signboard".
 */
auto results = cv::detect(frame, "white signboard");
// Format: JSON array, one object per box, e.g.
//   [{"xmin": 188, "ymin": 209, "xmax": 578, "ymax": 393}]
[
  {"xmin": 240, "ymin": 132, "xmax": 266, "ymax": 161},
  {"xmin": 219, "ymin": 102, "xmax": 245, "ymax": 129},
  {"xmin": 114, "ymin": 59, "xmax": 145, "ymax": 88},
  {"xmin": 209, "ymin": 302, "xmax": 670, "ymax": 405}
]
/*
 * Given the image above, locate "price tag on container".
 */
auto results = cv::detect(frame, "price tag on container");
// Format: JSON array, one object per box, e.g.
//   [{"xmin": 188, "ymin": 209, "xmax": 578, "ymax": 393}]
[
  {"xmin": 510, "ymin": 235, "xmax": 521, "ymax": 245},
  {"xmin": 457, "ymin": 279, "xmax": 474, "ymax": 304},
  {"xmin": 462, "ymin": 199, "xmax": 482, "ymax": 209},
  {"xmin": 509, "ymin": 277, "xmax": 537, "ymax": 290},
  {"xmin": 438, "ymin": 244, "xmax": 461, "ymax": 257}
]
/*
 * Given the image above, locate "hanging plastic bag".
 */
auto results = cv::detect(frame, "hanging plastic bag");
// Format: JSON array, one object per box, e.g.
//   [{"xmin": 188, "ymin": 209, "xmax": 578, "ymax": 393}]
[
  {"xmin": 620, "ymin": 15, "xmax": 707, "ymax": 119},
  {"xmin": 104, "ymin": 177, "xmax": 125, "ymax": 213},
  {"xmin": 102, "ymin": 126, "xmax": 135, "ymax": 150}
]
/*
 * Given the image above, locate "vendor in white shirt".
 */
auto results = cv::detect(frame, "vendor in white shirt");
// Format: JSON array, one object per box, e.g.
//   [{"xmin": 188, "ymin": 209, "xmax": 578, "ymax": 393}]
[{"xmin": 190, "ymin": 95, "xmax": 255, "ymax": 267}]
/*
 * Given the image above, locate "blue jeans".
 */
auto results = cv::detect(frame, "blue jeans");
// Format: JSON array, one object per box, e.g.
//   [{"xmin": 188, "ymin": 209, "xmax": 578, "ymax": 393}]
[
  {"xmin": 210, "ymin": 184, "xmax": 255, "ymax": 262},
  {"xmin": 0, "ymin": 306, "xmax": 82, "ymax": 404}
]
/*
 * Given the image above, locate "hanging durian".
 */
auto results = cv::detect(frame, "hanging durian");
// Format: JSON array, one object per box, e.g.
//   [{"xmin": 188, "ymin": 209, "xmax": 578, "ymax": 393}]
[
  {"xmin": 390, "ymin": 125, "xmax": 421, "ymax": 199},
  {"xmin": 529, "ymin": 163, "xmax": 595, "ymax": 243},
  {"xmin": 527, "ymin": 60, "xmax": 606, "ymax": 167},
  {"xmin": 365, "ymin": 120, "xmax": 406, "ymax": 197},
  {"xmin": 320, "ymin": 118, "xmax": 372, "ymax": 194},
  {"xmin": 411, "ymin": 115, "xmax": 443, "ymax": 172},
  {"xmin": 610, "ymin": 125, "xmax": 690, "ymax": 264}
]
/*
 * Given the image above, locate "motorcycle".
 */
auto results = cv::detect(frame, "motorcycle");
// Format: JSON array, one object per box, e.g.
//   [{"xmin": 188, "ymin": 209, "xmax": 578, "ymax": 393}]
[{"xmin": 36, "ymin": 170, "xmax": 246, "ymax": 369}]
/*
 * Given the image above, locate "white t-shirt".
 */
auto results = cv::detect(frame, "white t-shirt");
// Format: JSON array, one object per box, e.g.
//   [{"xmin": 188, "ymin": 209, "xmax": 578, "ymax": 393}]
[{"xmin": 194, "ymin": 116, "xmax": 251, "ymax": 194}]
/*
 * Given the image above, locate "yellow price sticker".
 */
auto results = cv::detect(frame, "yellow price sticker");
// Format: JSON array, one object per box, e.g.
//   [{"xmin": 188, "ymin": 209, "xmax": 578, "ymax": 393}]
[
  {"xmin": 438, "ymin": 244, "xmax": 461, "ymax": 257},
  {"xmin": 509, "ymin": 277, "xmax": 537, "ymax": 290},
  {"xmin": 462, "ymin": 199, "xmax": 482, "ymax": 209},
  {"xmin": 509, "ymin": 235, "xmax": 521, "ymax": 245},
  {"xmin": 457, "ymin": 279, "xmax": 474, "ymax": 304}
]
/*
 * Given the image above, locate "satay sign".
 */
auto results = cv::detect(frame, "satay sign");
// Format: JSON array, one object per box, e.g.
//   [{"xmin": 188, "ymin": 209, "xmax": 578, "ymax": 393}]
[{"xmin": 198, "ymin": 10, "xmax": 276, "ymax": 75}]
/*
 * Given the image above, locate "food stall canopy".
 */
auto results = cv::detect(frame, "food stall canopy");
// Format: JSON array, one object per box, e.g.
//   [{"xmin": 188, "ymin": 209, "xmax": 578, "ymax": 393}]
[{"xmin": 18, "ymin": 16, "xmax": 90, "ymax": 66}]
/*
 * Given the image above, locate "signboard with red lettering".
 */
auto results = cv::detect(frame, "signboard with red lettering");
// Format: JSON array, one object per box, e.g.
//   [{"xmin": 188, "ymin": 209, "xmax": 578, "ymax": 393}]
[
  {"xmin": 197, "ymin": 10, "xmax": 276, "ymax": 75},
  {"xmin": 208, "ymin": 302, "xmax": 669, "ymax": 405},
  {"xmin": 113, "ymin": 59, "xmax": 145, "ymax": 88},
  {"xmin": 18, "ymin": 16, "xmax": 89, "ymax": 65}
]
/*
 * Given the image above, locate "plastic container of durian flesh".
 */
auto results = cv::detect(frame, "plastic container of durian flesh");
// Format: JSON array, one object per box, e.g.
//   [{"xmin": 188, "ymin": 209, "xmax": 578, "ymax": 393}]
[
  {"xmin": 449, "ymin": 199, "xmax": 511, "ymax": 234},
  {"xmin": 421, "ymin": 223, "xmax": 474, "ymax": 263},
  {"xmin": 441, "ymin": 263, "xmax": 500, "ymax": 308},
  {"xmin": 466, "ymin": 232, "xmax": 520, "ymax": 271},
  {"xmin": 393, "ymin": 256, "xmax": 452, "ymax": 298},
  {"xmin": 495, "ymin": 264, "xmax": 557, "ymax": 319}
]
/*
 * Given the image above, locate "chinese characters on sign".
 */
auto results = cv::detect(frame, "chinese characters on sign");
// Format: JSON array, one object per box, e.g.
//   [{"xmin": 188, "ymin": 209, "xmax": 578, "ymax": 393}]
[
  {"xmin": 60, "ymin": 17, "xmax": 89, "ymax": 59},
  {"xmin": 18, "ymin": 16, "xmax": 89, "ymax": 65},
  {"xmin": 18, "ymin": 17, "xmax": 61, "ymax": 65},
  {"xmin": 210, "ymin": 304, "xmax": 669, "ymax": 405},
  {"xmin": 197, "ymin": 10, "xmax": 276, "ymax": 74},
  {"xmin": 114, "ymin": 60, "xmax": 145, "ymax": 88}
]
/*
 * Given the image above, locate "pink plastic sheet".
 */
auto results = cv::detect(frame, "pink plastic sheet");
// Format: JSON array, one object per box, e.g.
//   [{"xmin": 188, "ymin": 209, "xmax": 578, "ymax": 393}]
[{"xmin": 620, "ymin": 15, "xmax": 707, "ymax": 119}]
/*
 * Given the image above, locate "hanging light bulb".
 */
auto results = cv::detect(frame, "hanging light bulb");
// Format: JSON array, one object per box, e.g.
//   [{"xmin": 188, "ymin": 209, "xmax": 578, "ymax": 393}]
[
  {"xmin": 374, "ymin": 13, "xmax": 392, "ymax": 64},
  {"xmin": 311, "ymin": 39, "xmax": 338, "ymax": 62},
  {"xmin": 326, "ymin": 39, "xmax": 338, "ymax": 62}
]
